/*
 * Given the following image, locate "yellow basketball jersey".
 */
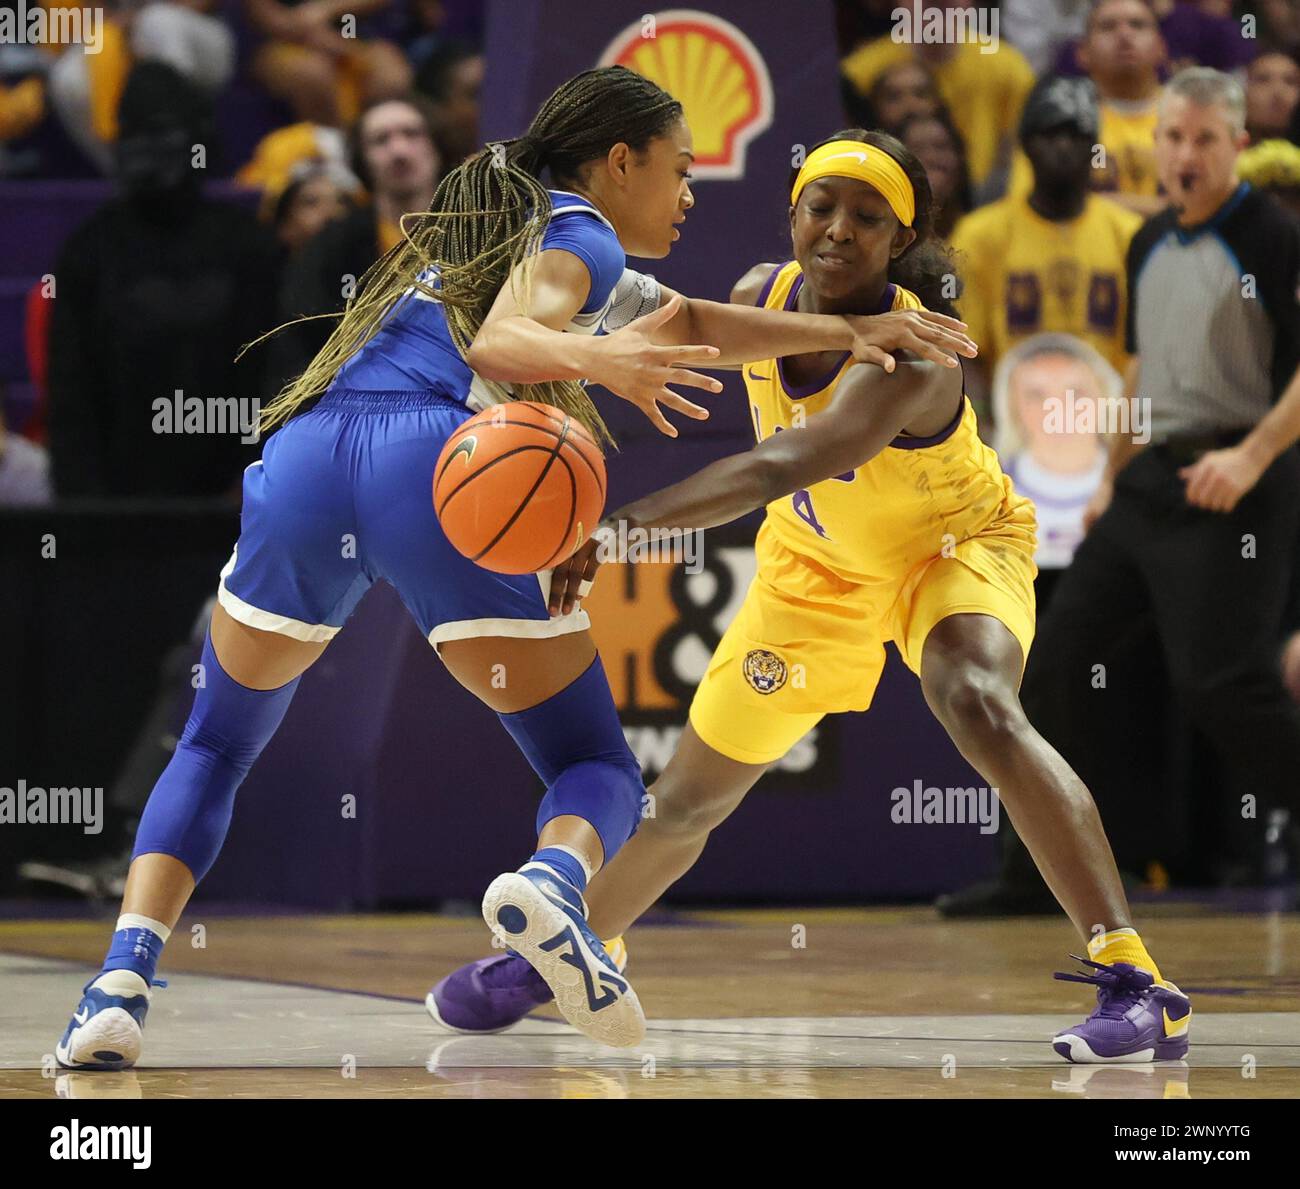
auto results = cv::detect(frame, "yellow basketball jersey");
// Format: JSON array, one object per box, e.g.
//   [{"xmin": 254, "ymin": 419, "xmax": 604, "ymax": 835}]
[{"xmin": 744, "ymin": 262, "xmax": 1035, "ymax": 591}]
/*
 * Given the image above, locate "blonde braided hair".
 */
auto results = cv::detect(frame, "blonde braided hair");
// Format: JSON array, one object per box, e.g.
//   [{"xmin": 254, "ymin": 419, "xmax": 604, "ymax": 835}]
[{"xmin": 253, "ymin": 67, "xmax": 684, "ymax": 444}]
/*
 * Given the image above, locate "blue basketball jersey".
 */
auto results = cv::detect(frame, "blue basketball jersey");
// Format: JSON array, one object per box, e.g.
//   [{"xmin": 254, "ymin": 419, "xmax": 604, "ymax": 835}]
[{"xmin": 331, "ymin": 191, "xmax": 627, "ymax": 401}]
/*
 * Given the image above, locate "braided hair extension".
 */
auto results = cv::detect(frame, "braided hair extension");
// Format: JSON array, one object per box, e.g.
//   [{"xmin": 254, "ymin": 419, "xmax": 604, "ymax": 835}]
[{"xmin": 253, "ymin": 67, "xmax": 683, "ymax": 442}]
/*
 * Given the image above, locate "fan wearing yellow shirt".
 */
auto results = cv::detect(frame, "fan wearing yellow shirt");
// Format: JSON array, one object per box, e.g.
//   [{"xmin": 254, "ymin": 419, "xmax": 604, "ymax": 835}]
[
  {"xmin": 840, "ymin": 21, "xmax": 1035, "ymax": 191},
  {"xmin": 952, "ymin": 76, "xmax": 1141, "ymax": 418},
  {"xmin": 1007, "ymin": 0, "xmax": 1166, "ymax": 214}
]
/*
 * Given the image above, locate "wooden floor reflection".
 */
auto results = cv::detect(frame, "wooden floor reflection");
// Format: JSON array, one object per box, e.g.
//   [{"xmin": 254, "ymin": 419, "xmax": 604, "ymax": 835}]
[{"xmin": 2, "ymin": 906, "xmax": 1297, "ymax": 1099}]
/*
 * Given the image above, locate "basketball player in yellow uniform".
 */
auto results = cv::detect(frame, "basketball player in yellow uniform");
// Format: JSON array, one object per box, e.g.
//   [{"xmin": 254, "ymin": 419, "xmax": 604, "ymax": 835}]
[{"xmin": 439, "ymin": 130, "xmax": 1192, "ymax": 1062}]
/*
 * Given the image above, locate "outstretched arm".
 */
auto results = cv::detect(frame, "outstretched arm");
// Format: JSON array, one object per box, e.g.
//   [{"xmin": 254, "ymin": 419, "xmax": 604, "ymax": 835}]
[
  {"xmin": 547, "ymin": 356, "xmax": 963, "ymax": 612},
  {"xmin": 467, "ymin": 248, "xmax": 723, "ymax": 436},
  {"xmin": 647, "ymin": 264, "xmax": 977, "ymax": 371}
]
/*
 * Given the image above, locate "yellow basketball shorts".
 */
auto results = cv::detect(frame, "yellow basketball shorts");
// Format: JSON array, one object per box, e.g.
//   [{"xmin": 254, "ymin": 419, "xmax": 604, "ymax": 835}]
[{"xmin": 688, "ymin": 531, "xmax": 1037, "ymax": 766}]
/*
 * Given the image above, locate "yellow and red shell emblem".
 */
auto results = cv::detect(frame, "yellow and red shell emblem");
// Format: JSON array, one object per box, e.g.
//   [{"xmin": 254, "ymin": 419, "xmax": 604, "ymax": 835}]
[{"xmin": 598, "ymin": 10, "xmax": 773, "ymax": 180}]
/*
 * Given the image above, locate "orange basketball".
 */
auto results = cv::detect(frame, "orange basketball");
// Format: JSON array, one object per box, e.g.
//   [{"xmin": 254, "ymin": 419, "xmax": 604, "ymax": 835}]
[{"xmin": 433, "ymin": 402, "xmax": 607, "ymax": 574}]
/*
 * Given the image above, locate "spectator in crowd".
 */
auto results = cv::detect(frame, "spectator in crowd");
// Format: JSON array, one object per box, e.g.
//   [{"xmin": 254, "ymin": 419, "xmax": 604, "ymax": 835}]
[
  {"xmin": 236, "ymin": 118, "xmax": 359, "ymax": 199},
  {"xmin": 0, "ymin": 36, "xmax": 45, "ymax": 162},
  {"xmin": 271, "ymin": 94, "xmax": 439, "ymax": 388},
  {"xmin": 395, "ymin": 0, "xmax": 485, "ymax": 69},
  {"xmin": 1158, "ymin": 0, "xmax": 1253, "ymax": 74},
  {"xmin": 842, "ymin": 58, "xmax": 941, "ymax": 133},
  {"xmin": 951, "ymin": 76, "xmax": 1141, "ymax": 427},
  {"xmin": 1002, "ymin": 0, "xmax": 1092, "ymax": 75},
  {"xmin": 47, "ymin": 63, "xmax": 279, "ymax": 499},
  {"xmin": 414, "ymin": 39, "xmax": 483, "ymax": 169},
  {"xmin": 1013, "ymin": 68, "xmax": 1300, "ymax": 907},
  {"xmin": 266, "ymin": 162, "xmax": 358, "ymax": 254},
  {"xmin": 1236, "ymin": 135, "xmax": 1300, "ymax": 220},
  {"xmin": 840, "ymin": 0, "xmax": 1036, "ymax": 197},
  {"xmin": 0, "ymin": 405, "xmax": 51, "ymax": 506},
  {"xmin": 1012, "ymin": 0, "xmax": 1168, "ymax": 215},
  {"xmin": 1258, "ymin": 0, "xmax": 1300, "ymax": 58},
  {"xmin": 1081, "ymin": 0, "xmax": 1165, "ymax": 210},
  {"xmin": 1245, "ymin": 49, "xmax": 1300, "ymax": 144},
  {"xmin": 47, "ymin": 1, "xmax": 235, "ymax": 174},
  {"xmin": 991, "ymin": 334, "xmax": 1115, "ymax": 587},
  {"xmin": 243, "ymin": 0, "xmax": 413, "ymax": 130},
  {"xmin": 834, "ymin": 0, "xmax": 903, "ymax": 52},
  {"xmin": 896, "ymin": 108, "xmax": 973, "ymax": 237}
]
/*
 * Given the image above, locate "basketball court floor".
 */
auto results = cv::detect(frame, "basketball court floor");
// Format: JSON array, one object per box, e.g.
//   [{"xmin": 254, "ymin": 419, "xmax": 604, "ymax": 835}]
[{"xmin": 2, "ymin": 906, "xmax": 1298, "ymax": 1099}]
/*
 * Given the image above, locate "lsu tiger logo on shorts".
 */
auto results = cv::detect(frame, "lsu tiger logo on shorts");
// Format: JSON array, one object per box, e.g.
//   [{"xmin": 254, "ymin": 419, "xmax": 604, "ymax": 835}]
[{"xmin": 743, "ymin": 648, "xmax": 788, "ymax": 694}]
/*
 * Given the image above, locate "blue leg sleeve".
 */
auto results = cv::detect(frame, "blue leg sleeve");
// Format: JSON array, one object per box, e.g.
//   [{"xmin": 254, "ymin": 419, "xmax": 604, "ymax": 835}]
[
  {"xmin": 497, "ymin": 655, "xmax": 644, "ymax": 861},
  {"xmin": 131, "ymin": 631, "xmax": 300, "ymax": 882}
]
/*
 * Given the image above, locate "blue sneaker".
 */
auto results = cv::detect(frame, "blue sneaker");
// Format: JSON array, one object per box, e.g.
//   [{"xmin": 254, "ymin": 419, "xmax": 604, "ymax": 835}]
[
  {"xmin": 480, "ymin": 864, "xmax": 644, "ymax": 1047},
  {"xmin": 55, "ymin": 971, "xmax": 165, "ymax": 1071},
  {"xmin": 1052, "ymin": 956, "xmax": 1191, "ymax": 1063}
]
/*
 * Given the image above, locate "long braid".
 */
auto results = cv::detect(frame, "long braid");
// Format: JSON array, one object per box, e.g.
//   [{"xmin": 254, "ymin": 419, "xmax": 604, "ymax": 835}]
[{"xmin": 254, "ymin": 67, "xmax": 683, "ymax": 443}]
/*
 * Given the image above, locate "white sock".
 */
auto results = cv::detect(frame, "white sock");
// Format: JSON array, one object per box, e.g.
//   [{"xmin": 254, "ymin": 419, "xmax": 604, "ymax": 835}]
[{"xmin": 116, "ymin": 913, "xmax": 172, "ymax": 943}]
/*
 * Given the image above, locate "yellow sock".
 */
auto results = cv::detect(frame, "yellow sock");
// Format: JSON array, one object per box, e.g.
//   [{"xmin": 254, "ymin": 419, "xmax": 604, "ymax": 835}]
[
  {"xmin": 603, "ymin": 935, "xmax": 628, "ymax": 971},
  {"xmin": 1087, "ymin": 927, "xmax": 1162, "ymax": 982}
]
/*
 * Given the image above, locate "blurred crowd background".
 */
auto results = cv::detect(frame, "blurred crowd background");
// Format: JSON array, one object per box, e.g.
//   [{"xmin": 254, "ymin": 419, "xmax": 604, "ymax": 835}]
[{"xmin": 2, "ymin": 0, "xmax": 1299, "ymax": 911}]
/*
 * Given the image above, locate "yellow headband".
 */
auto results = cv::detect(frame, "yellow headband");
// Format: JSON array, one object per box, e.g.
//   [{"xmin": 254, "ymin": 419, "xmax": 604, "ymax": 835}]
[{"xmin": 791, "ymin": 140, "xmax": 915, "ymax": 227}]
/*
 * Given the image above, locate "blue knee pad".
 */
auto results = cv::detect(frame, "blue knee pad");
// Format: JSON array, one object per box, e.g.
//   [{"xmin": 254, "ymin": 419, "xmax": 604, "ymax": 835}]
[
  {"xmin": 132, "ymin": 631, "xmax": 299, "ymax": 882},
  {"xmin": 497, "ymin": 656, "xmax": 644, "ymax": 861}
]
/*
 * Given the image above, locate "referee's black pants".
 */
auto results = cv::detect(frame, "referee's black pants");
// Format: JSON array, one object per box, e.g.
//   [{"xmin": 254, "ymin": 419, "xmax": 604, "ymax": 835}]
[{"xmin": 1018, "ymin": 445, "xmax": 1300, "ymax": 873}]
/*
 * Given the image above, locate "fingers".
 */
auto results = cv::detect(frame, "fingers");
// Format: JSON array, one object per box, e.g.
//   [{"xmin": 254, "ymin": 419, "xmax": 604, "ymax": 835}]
[
  {"xmin": 555, "ymin": 547, "xmax": 601, "ymax": 616},
  {"xmin": 857, "ymin": 345, "xmax": 895, "ymax": 372},
  {"xmin": 657, "ymin": 388, "xmax": 711, "ymax": 419},
  {"xmin": 904, "ymin": 331, "xmax": 961, "ymax": 368},
  {"xmin": 645, "ymin": 401, "xmax": 679, "ymax": 437},
  {"xmin": 634, "ymin": 292, "xmax": 683, "ymax": 329},
  {"xmin": 1179, "ymin": 462, "xmax": 1236, "ymax": 512},
  {"xmin": 546, "ymin": 564, "xmax": 575, "ymax": 615},
  {"xmin": 916, "ymin": 311, "xmax": 969, "ymax": 332},
  {"xmin": 547, "ymin": 552, "xmax": 592, "ymax": 615},
  {"xmin": 664, "ymin": 368, "xmax": 724, "ymax": 396},
  {"xmin": 901, "ymin": 311, "xmax": 977, "ymax": 357},
  {"xmin": 557, "ymin": 565, "xmax": 585, "ymax": 615},
  {"xmin": 911, "ymin": 319, "xmax": 978, "ymax": 357},
  {"xmin": 656, "ymin": 343, "xmax": 722, "ymax": 363}
]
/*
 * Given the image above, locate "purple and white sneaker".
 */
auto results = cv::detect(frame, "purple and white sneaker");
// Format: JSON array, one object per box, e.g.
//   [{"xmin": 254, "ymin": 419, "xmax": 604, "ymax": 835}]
[
  {"xmin": 1052, "ymin": 956, "xmax": 1191, "ymax": 1063},
  {"xmin": 425, "ymin": 954, "xmax": 553, "ymax": 1035},
  {"xmin": 480, "ymin": 864, "xmax": 644, "ymax": 1048}
]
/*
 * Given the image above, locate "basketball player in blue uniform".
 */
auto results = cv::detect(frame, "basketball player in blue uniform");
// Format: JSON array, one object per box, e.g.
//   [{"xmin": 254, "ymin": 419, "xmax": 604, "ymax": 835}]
[{"xmin": 56, "ymin": 66, "xmax": 975, "ymax": 1066}]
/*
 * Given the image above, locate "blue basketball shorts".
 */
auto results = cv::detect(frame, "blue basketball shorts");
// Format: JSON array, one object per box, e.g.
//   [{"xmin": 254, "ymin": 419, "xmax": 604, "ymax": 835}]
[{"xmin": 217, "ymin": 388, "xmax": 590, "ymax": 648}]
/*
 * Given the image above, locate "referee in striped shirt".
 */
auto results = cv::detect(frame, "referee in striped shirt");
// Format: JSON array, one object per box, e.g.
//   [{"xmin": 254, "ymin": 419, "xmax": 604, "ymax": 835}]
[{"xmin": 979, "ymin": 69, "xmax": 1300, "ymax": 910}]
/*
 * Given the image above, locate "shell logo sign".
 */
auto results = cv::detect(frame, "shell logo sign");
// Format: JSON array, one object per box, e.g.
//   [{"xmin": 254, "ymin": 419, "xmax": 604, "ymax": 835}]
[{"xmin": 597, "ymin": 10, "xmax": 773, "ymax": 180}]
